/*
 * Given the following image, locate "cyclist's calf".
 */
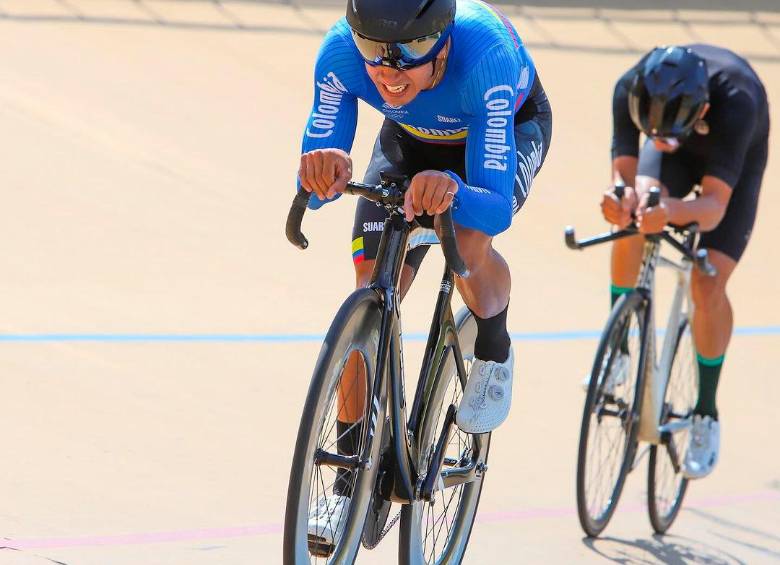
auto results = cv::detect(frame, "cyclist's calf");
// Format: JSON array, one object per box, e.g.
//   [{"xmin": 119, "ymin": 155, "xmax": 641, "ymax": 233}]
[{"xmin": 689, "ymin": 249, "xmax": 736, "ymax": 357}]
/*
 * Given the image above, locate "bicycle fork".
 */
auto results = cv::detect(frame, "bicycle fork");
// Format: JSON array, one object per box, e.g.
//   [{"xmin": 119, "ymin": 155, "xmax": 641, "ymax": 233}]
[{"xmin": 637, "ymin": 249, "xmax": 694, "ymax": 448}]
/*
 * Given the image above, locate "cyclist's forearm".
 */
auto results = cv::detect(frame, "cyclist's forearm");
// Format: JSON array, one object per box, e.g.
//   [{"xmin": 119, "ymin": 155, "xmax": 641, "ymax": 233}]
[
  {"xmin": 663, "ymin": 194, "xmax": 727, "ymax": 231},
  {"xmin": 446, "ymin": 170, "xmax": 513, "ymax": 236},
  {"xmin": 611, "ymin": 156, "xmax": 637, "ymax": 187},
  {"xmin": 663, "ymin": 174, "xmax": 732, "ymax": 231}
]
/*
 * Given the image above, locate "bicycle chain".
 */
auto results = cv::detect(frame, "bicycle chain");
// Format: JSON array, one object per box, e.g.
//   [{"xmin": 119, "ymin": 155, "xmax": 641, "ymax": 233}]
[{"xmin": 361, "ymin": 508, "xmax": 402, "ymax": 550}]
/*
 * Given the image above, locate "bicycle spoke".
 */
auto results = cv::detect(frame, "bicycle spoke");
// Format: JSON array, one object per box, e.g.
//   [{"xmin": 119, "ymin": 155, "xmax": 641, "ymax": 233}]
[
  {"xmin": 321, "ymin": 420, "xmax": 361, "ymax": 454},
  {"xmin": 417, "ymin": 357, "xmax": 474, "ymax": 564},
  {"xmin": 649, "ymin": 318, "xmax": 696, "ymax": 532}
]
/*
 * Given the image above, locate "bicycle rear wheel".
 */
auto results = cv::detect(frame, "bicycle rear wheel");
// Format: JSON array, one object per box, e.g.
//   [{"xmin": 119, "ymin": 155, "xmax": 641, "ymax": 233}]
[
  {"xmin": 399, "ymin": 307, "xmax": 489, "ymax": 565},
  {"xmin": 283, "ymin": 289, "xmax": 388, "ymax": 564},
  {"xmin": 576, "ymin": 291, "xmax": 648, "ymax": 537},
  {"xmin": 648, "ymin": 317, "xmax": 696, "ymax": 534}
]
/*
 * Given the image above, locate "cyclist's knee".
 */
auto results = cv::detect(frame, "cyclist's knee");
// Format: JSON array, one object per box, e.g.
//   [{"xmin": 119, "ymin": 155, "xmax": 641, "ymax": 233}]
[
  {"xmin": 691, "ymin": 250, "xmax": 736, "ymax": 312},
  {"xmin": 612, "ymin": 233, "xmax": 644, "ymax": 257},
  {"xmin": 453, "ymin": 227, "xmax": 492, "ymax": 271},
  {"xmin": 691, "ymin": 276, "xmax": 727, "ymax": 313}
]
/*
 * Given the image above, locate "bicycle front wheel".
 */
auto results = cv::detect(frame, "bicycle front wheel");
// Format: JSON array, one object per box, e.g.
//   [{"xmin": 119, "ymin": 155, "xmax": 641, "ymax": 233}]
[
  {"xmin": 577, "ymin": 291, "xmax": 648, "ymax": 537},
  {"xmin": 283, "ymin": 289, "xmax": 387, "ymax": 565},
  {"xmin": 399, "ymin": 307, "xmax": 489, "ymax": 565},
  {"xmin": 648, "ymin": 317, "xmax": 696, "ymax": 534}
]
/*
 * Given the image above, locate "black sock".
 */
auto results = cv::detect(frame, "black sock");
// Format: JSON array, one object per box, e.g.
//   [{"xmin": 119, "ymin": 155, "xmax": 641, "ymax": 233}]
[
  {"xmin": 334, "ymin": 420, "xmax": 360, "ymax": 497},
  {"xmin": 472, "ymin": 304, "xmax": 511, "ymax": 363},
  {"xmin": 694, "ymin": 353, "xmax": 724, "ymax": 420}
]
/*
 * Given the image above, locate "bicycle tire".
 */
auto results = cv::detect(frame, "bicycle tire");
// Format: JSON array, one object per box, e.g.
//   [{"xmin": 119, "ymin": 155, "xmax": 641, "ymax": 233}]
[
  {"xmin": 648, "ymin": 317, "xmax": 695, "ymax": 534},
  {"xmin": 398, "ymin": 307, "xmax": 489, "ymax": 565},
  {"xmin": 576, "ymin": 291, "xmax": 649, "ymax": 537},
  {"xmin": 283, "ymin": 289, "xmax": 388, "ymax": 565}
]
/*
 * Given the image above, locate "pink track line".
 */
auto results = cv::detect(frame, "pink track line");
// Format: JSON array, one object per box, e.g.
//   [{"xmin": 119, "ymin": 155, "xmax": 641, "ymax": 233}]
[
  {"xmin": 478, "ymin": 490, "xmax": 780, "ymax": 523},
  {"xmin": 2, "ymin": 490, "xmax": 778, "ymax": 550}
]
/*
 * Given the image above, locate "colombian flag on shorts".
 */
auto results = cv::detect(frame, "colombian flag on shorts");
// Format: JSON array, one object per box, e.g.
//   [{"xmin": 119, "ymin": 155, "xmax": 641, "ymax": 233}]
[{"xmin": 352, "ymin": 237, "xmax": 365, "ymax": 264}]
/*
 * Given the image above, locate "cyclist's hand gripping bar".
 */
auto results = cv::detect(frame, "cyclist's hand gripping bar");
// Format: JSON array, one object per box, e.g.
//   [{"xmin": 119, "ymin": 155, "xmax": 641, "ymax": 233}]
[
  {"xmin": 285, "ymin": 184, "xmax": 469, "ymax": 278},
  {"xmin": 565, "ymin": 186, "xmax": 716, "ymax": 276}
]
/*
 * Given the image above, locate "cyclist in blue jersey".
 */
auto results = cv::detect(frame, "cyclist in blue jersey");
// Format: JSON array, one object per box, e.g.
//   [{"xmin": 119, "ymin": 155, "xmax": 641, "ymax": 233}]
[{"xmin": 298, "ymin": 0, "xmax": 552, "ymax": 544}]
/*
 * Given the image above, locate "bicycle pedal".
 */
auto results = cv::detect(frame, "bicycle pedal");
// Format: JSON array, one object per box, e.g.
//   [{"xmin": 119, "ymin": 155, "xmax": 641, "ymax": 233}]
[{"xmin": 308, "ymin": 535, "xmax": 335, "ymax": 558}]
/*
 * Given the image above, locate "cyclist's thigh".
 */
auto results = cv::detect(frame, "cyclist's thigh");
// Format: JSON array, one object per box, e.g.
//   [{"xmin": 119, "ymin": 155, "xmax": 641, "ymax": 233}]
[
  {"xmin": 637, "ymin": 140, "xmax": 702, "ymax": 198},
  {"xmin": 512, "ymin": 112, "xmax": 552, "ymax": 214},
  {"xmin": 699, "ymin": 138, "xmax": 767, "ymax": 263}
]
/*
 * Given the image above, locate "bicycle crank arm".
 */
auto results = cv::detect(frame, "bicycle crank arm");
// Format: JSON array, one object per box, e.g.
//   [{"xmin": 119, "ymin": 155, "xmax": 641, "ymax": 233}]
[
  {"xmin": 663, "ymin": 435, "xmax": 683, "ymax": 474},
  {"xmin": 313, "ymin": 449, "xmax": 369, "ymax": 471},
  {"xmin": 420, "ymin": 404, "xmax": 457, "ymax": 502},
  {"xmin": 658, "ymin": 418, "xmax": 693, "ymax": 436}
]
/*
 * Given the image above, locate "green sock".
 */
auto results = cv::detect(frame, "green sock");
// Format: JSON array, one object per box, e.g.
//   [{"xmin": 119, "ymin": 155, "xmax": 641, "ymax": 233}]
[
  {"xmin": 694, "ymin": 353, "xmax": 724, "ymax": 420},
  {"xmin": 611, "ymin": 284, "xmax": 633, "ymax": 352},
  {"xmin": 610, "ymin": 284, "xmax": 633, "ymax": 309}
]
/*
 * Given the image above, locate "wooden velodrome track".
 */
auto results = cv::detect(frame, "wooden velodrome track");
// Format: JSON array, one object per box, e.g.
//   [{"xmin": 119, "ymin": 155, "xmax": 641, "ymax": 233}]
[{"xmin": 1, "ymin": 1, "xmax": 778, "ymax": 563}]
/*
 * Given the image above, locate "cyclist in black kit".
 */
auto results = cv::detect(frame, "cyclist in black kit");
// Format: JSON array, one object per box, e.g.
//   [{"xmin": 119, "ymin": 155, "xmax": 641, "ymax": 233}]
[{"xmin": 599, "ymin": 45, "xmax": 769, "ymax": 479}]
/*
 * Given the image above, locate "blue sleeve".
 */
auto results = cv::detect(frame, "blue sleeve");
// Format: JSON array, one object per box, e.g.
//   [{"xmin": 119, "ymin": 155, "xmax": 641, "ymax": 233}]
[
  {"xmin": 450, "ymin": 44, "xmax": 535, "ymax": 236},
  {"xmin": 299, "ymin": 26, "xmax": 363, "ymax": 209}
]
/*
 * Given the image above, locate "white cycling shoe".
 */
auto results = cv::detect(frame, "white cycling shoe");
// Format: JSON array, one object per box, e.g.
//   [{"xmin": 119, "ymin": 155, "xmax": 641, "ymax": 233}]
[
  {"xmin": 307, "ymin": 494, "xmax": 350, "ymax": 550},
  {"xmin": 582, "ymin": 351, "xmax": 629, "ymax": 395},
  {"xmin": 683, "ymin": 415, "xmax": 720, "ymax": 479},
  {"xmin": 456, "ymin": 347, "xmax": 514, "ymax": 434}
]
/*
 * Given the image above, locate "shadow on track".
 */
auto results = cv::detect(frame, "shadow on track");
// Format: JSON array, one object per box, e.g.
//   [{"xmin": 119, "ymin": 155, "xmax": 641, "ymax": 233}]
[{"xmin": 583, "ymin": 534, "xmax": 746, "ymax": 565}]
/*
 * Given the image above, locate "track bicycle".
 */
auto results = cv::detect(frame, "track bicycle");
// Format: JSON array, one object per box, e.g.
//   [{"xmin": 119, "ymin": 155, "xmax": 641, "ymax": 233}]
[
  {"xmin": 283, "ymin": 172, "xmax": 490, "ymax": 564},
  {"xmin": 566, "ymin": 186, "xmax": 717, "ymax": 537}
]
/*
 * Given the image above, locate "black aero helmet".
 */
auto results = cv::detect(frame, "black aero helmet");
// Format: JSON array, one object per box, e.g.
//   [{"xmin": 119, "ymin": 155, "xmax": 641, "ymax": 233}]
[
  {"xmin": 628, "ymin": 46, "xmax": 709, "ymax": 138},
  {"xmin": 347, "ymin": 0, "xmax": 455, "ymax": 43},
  {"xmin": 347, "ymin": 0, "xmax": 455, "ymax": 69}
]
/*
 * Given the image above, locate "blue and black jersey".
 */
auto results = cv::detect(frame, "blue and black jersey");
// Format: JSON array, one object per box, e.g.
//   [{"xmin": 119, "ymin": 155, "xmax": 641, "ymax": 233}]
[{"xmin": 300, "ymin": 0, "xmax": 538, "ymax": 236}]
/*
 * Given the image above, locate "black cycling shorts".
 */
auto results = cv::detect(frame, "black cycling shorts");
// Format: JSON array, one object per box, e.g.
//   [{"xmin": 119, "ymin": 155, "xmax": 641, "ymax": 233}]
[
  {"xmin": 637, "ymin": 137, "xmax": 767, "ymax": 262},
  {"xmin": 351, "ymin": 103, "xmax": 552, "ymax": 272}
]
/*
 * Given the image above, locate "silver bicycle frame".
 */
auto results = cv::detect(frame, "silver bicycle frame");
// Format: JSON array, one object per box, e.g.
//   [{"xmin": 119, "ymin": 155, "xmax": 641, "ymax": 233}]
[{"xmin": 637, "ymin": 241, "xmax": 695, "ymax": 444}]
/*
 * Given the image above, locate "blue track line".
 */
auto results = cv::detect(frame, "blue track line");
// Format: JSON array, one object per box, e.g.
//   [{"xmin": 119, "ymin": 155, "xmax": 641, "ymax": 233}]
[{"xmin": 0, "ymin": 326, "xmax": 778, "ymax": 343}]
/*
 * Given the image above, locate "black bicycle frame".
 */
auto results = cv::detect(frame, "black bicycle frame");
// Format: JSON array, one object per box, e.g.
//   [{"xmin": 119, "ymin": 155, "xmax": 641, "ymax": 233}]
[
  {"xmin": 362, "ymin": 208, "xmax": 482, "ymax": 505},
  {"xmin": 286, "ymin": 177, "xmax": 481, "ymax": 506}
]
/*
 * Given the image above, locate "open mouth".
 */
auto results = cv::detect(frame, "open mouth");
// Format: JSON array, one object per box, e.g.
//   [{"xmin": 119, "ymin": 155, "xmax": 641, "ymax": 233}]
[{"xmin": 382, "ymin": 83, "xmax": 409, "ymax": 95}]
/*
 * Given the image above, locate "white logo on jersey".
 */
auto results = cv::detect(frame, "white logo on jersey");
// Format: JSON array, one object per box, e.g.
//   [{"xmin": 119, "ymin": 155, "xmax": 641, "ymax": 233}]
[
  {"xmin": 437, "ymin": 115, "xmax": 461, "ymax": 123},
  {"xmin": 362, "ymin": 221, "xmax": 384, "ymax": 232},
  {"xmin": 382, "ymin": 102, "xmax": 408, "ymax": 117},
  {"xmin": 515, "ymin": 140, "xmax": 544, "ymax": 198},
  {"xmin": 517, "ymin": 66, "xmax": 530, "ymax": 91},
  {"xmin": 306, "ymin": 72, "xmax": 348, "ymax": 139},
  {"xmin": 483, "ymin": 85, "xmax": 514, "ymax": 171}
]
